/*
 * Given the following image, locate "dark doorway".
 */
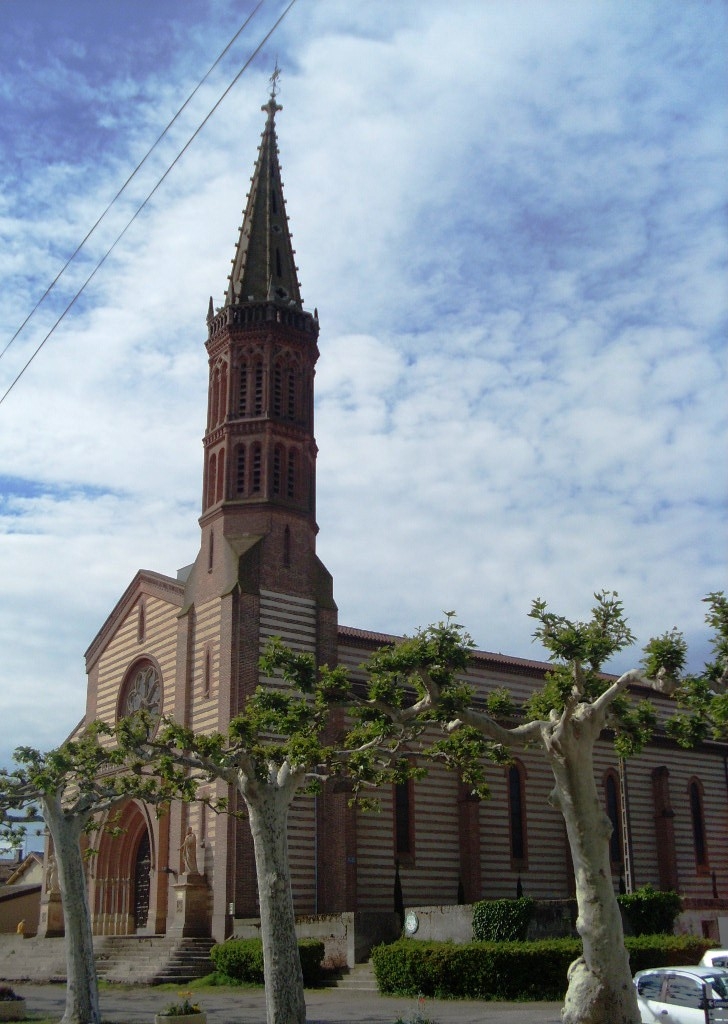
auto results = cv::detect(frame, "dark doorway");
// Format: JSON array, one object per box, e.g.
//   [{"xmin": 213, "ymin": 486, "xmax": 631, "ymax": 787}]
[{"xmin": 133, "ymin": 831, "xmax": 151, "ymax": 931}]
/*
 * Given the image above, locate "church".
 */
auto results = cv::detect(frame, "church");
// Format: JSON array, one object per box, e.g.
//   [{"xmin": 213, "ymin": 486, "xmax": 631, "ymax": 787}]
[{"xmin": 38, "ymin": 89, "xmax": 728, "ymax": 950}]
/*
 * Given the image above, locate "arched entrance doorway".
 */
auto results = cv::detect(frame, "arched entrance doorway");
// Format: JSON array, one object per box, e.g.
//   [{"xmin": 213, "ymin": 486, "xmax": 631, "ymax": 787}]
[
  {"xmin": 92, "ymin": 801, "xmax": 162, "ymax": 935},
  {"xmin": 133, "ymin": 830, "xmax": 151, "ymax": 931}
]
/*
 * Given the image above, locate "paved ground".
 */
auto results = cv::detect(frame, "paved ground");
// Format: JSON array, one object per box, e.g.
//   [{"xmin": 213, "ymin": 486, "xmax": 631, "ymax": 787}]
[{"xmin": 14, "ymin": 983, "xmax": 564, "ymax": 1023}]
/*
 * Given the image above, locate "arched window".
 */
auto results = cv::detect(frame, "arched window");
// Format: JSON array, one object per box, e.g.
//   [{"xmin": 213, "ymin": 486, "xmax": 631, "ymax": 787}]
[
  {"xmin": 253, "ymin": 362, "xmax": 264, "ymax": 416},
  {"xmin": 207, "ymin": 453, "xmax": 217, "ymax": 509},
  {"xmin": 235, "ymin": 444, "xmax": 246, "ymax": 496},
  {"xmin": 273, "ymin": 445, "xmax": 283, "ymax": 496},
  {"xmin": 273, "ymin": 362, "xmax": 283, "ymax": 417},
  {"xmin": 394, "ymin": 779, "xmax": 414, "ymax": 865},
  {"xmin": 652, "ymin": 766, "xmax": 678, "ymax": 890},
  {"xmin": 218, "ymin": 361, "xmax": 228, "ymax": 423},
  {"xmin": 238, "ymin": 361, "xmax": 248, "ymax": 416},
  {"xmin": 216, "ymin": 446, "xmax": 225, "ymax": 503},
  {"xmin": 251, "ymin": 444, "xmax": 262, "ymax": 493},
  {"xmin": 604, "ymin": 770, "xmax": 623, "ymax": 867},
  {"xmin": 286, "ymin": 367, "xmax": 296, "ymax": 419},
  {"xmin": 689, "ymin": 778, "xmax": 709, "ymax": 873},
  {"xmin": 210, "ymin": 366, "xmax": 220, "ymax": 427},
  {"xmin": 507, "ymin": 762, "xmax": 528, "ymax": 869},
  {"xmin": 207, "ymin": 529, "xmax": 214, "ymax": 573},
  {"xmin": 203, "ymin": 648, "xmax": 211, "ymax": 699},
  {"xmin": 287, "ymin": 448, "xmax": 297, "ymax": 499}
]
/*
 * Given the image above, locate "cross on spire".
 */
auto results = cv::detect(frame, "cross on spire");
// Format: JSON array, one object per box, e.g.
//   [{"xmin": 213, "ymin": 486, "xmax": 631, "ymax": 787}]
[{"xmin": 262, "ymin": 62, "xmax": 282, "ymax": 119}]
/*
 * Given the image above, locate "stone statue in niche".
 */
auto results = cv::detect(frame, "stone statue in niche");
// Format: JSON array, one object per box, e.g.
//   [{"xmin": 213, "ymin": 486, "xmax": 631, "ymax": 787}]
[{"xmin": 179, "ymin": 826, "xmax": 199, "ymax": 875}]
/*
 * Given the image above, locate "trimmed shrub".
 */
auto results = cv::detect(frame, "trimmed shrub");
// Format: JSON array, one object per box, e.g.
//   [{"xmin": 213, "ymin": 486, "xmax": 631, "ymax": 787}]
[
  {"xmin": 371, "ymin": 938, "xmax": 577, "ymax": 1000},
  {"xmin": 210, "ymin": 937, "xmax": 325, "ymax": 987},
  {"xmin": 371, "ymin": 934, "xmax": 716, "ymax": 1001},
  {"xmin": 618, "ymin": 885, "xmax": 682, "ymax": 936},
  {"xmin": 472, "ymin": 897, "xmax": 535, "ymax": 942},
  {"xmin": 625, "ymin": 933, "xmax": 713, "ymax": 971}
]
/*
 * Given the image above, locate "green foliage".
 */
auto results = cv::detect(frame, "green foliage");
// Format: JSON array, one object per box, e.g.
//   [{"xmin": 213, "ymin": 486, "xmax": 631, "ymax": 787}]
[
  {"xmin": 371, "ymin": 934, "xmax": 714, "ymax": 1000},
  {"xmin": 530, "ymin": 590, "xmax": 636, "ymax": 672},
  {"xmin": 371, "ymin": 938, "xmax": 576, "ymax": 1000},
  {"xmin": 209, "ymin": 938, "xmax": 325, "ymax": 987},
  {"xmin": 641, "ymin": 628, "xmax": 687, "ymax": 681},
  {"xmin": 625, "ymin": 933, "xmax": 714, "ymax": 971},
  {"xmin": 618, "ymin": 885, "xmax": 682, "ymax": 936},
  {"xmin": 471, "ymin": 897, "xmax": 535, "ymax": 942}
]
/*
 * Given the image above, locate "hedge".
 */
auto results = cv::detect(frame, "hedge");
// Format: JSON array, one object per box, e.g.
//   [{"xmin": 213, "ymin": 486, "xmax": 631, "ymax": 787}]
[
  {"xmin": 210, "ymin": 938, "xmax": 325, "ymax": 987},
  {"xmin": 371, "ymin": 934, "xmax": 714, "ymax": 1000}
]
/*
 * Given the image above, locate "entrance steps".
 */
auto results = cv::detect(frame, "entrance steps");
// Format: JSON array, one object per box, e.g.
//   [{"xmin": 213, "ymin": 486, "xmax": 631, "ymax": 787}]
[
  {"xmin": 95, "ymin": 936, "xmax": 215, "ymax": 985},
  {"xmin": 323, "ymin": 961, "xmax": 378, "ymax": 992},
  {"xmin": 0, "ymin": 935, "xmax": 215, "ymax": 985}
]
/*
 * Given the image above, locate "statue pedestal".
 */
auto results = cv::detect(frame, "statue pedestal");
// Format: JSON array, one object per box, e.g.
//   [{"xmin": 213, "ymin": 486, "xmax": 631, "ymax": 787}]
[
  {"xmin": 167, "ymin": 874, "xmax": 209, "ymax": 937},
  {"xmin": 36, "ymin": 892, "xmax": 64, "ymax": 938}
]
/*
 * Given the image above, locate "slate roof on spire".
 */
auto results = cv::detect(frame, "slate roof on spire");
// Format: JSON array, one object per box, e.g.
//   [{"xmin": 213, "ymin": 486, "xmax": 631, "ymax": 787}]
[{"xmin": 225, "ymin": 85, "xmax": 303, "ymax": 310}]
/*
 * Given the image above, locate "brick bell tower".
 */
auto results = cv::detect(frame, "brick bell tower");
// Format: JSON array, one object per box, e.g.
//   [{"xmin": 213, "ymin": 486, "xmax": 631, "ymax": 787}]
[
  {"xmin": 181, "ymin": 80, "xmax": 342, "ymax": 936},
  {"xmin": 201, "ymin": 86, "xmax": 323, "ymax": 593}
]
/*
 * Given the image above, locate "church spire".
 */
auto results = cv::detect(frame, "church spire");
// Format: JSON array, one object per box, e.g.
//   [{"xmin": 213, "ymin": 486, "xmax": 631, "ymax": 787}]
[{"xmin": 225, "ymin": 68, "xmax": 302, "ymax": 309}]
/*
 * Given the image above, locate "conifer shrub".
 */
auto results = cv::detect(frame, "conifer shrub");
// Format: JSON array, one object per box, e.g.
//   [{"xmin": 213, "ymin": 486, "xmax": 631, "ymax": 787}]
[
  {"xmin": 210, "ymin": 937, "xmax": 325, "ymax": 987},
  {"xmin": 471, "ymin": 896, "xmax": 536, "ymax": 941},
  {"xmin": 618, "ymin": 884, "xmax": 682, "ymax": 936}
]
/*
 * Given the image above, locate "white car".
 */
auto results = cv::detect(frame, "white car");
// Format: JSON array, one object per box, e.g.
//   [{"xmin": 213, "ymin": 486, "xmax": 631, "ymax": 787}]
[
  {"xmin": 702, "ymin": 951, "xmax": 728, "ymax": 970},
  {"xmin": 634, "ymin": 966, "xmax": 728, "ymax": 1023}
]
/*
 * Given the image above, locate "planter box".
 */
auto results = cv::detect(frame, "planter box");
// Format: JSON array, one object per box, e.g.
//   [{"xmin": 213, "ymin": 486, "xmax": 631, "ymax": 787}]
[
  {"xmin": 0, "ymin": 1000, "xmax": 26, "ymax": 1022},
  {"xmin": 155, "ymin": 1015, "xmax": 206, "ymax": 1024}
]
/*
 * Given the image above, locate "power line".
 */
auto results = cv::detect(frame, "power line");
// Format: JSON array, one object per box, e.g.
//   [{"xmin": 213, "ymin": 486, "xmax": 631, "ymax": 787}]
[
  {"xmin": 0, "ymin": 0, "xmax": 267, "ymax": 366},
  {"xmin": 0, "ymin": 0, "xmax": 299, "ymax": 408}
]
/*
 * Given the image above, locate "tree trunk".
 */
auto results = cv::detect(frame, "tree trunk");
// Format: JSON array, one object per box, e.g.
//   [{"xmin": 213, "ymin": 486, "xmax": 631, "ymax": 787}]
[
  {"xmin": 43, "ymin": 800, "xmax": 100, "ymax": 1024},
  {"xmin": 544, "ymin": 720, "xmax": 640, "ymax": 1024},
  {"xmin": 244, "ymin": 784, "xmax": 306, "ymax": 1024}
]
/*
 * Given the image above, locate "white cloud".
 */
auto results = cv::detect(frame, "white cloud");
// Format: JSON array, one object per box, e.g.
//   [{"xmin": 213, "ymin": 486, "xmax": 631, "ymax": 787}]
[{"xmin": 0, "ymin": 0, "xmax": 725, "ymax": 770}]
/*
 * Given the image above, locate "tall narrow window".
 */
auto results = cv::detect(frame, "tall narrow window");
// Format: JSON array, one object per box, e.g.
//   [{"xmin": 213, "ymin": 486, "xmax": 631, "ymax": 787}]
[
  {"xmin": 137, "ymin": 601, "xmax": 146, "ymax": 644},
  {"xmin": 604, "ymin": 771, "xmax": 623, "ymax": 867},
  {"xmin": 207, "ymin": 453, "xmax": 217, "ymax": 509},
  {"xmin": 207, "ymin": 530, "xmax": 214, "ymax": 573},
  {"xmin": 394, "ymin": 780, "xmax": 414, "ymax": 863},
  {"xmin": 253, "ymin": 362, "xmax": 264, "ymax": 415},
  {"xmin": 286, "ymin": 448, "xmax": 296, "ymax": 499},
  {"xmin": 216, "ymin": 446, "xmax": 225, "ymax": 503},
  {"xmin": 273, "ymin": 363, "xmax": 283, "ymax": 417},
  {"xmin": 273, "ymin": 446, "xmax": 283, "ymax": 496},
  {"xmin": 507, "ymin": 762, "xmax": 528, "ymax": 868},
  {"xmin": 203, "ymin": 648, "xmax": 211, "ymax": 698},
  {"xmin": 235, "ymin": 444, "xmax": 246, "ymax": 496},
  {"xmin": 689, "ymin": 779, "xmax": 709, "ymax": 872},
  {"xmin": 251, "ymin": 444, "xmax": 262, "ymax": 493},
  {"xmin": 210, "ymin": 367, "xmax": 220, "ymax": 426},
  {"xmin": 286, "ymin": 368, "xmax": 296, "ymax": 419},
  {"xmin": 238, "ymin": 361, "xmax": 248, "ymax": 416},
  {"xmin": 219, "ymin": 362, "xmax": 228, "ymax": 422},
  {"xmin": 652, "ymin": 766, "xmax": 678, "ymax": 890}
]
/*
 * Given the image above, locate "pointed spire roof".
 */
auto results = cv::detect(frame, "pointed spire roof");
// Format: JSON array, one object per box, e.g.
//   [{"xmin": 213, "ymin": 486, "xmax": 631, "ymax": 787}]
[{"xmin": 225, "ymin": 74, "xmax": 303, "ymax": 310}]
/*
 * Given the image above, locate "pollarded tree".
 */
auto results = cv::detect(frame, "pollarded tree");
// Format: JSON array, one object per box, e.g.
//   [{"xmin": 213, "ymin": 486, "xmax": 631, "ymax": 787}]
[
  {"xmin": 0, "ymin": 721, "xmax": 194, "ymax": 1024},
  {"xmin": 358, "ymin": 591, "xmax": 727, "ymax": 1024},
  {"xmin": 146, "ymin": 636, "xmax": 479, "ymax": 1024}
]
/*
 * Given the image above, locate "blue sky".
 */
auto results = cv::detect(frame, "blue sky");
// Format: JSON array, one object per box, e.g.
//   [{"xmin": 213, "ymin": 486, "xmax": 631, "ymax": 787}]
[{"xmin": 0, "ymin": 0, "xmax": 726, "ymax": 770}]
